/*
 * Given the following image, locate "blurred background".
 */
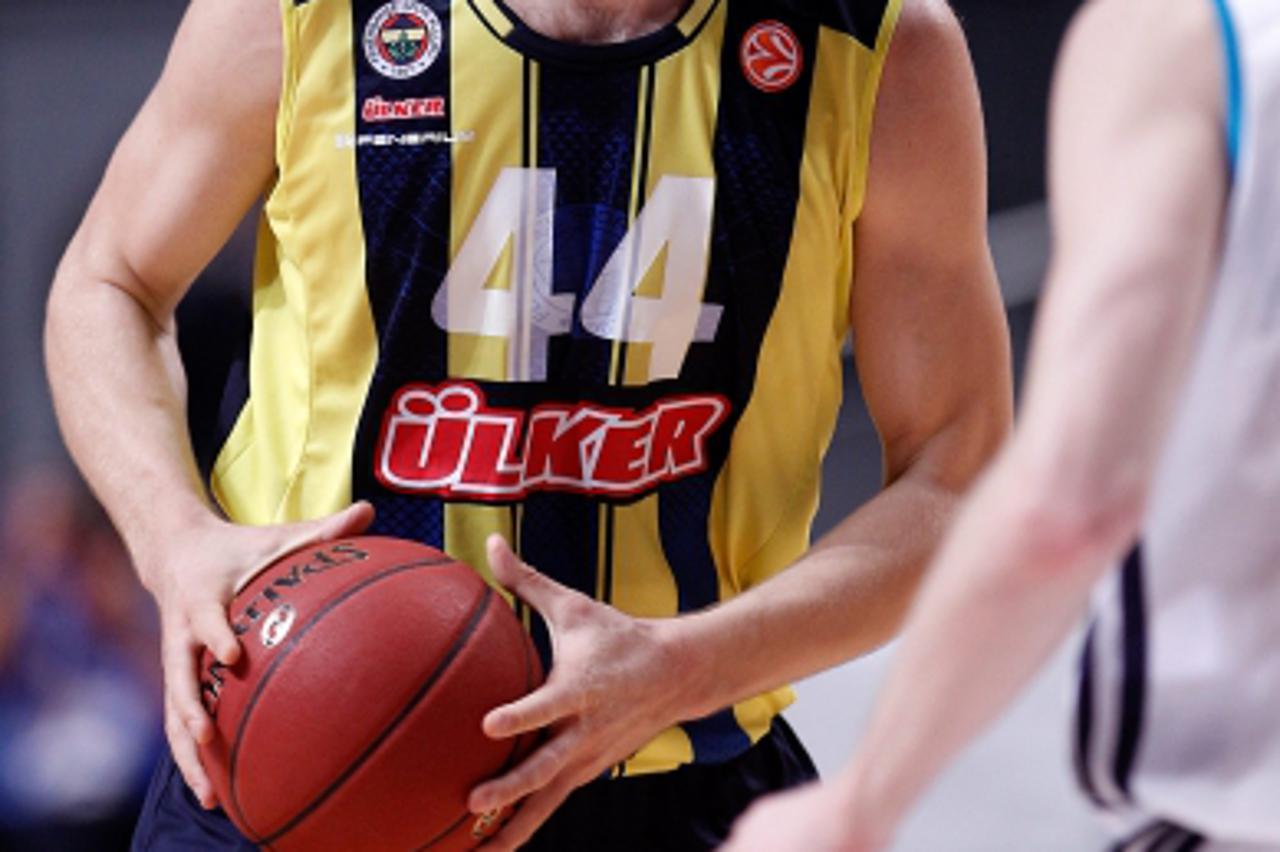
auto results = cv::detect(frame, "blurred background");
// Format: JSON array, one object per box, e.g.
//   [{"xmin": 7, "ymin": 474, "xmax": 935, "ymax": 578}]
[{"xmin": 0, "ymin": 1, "xmax": 1091, "ymax": 848}]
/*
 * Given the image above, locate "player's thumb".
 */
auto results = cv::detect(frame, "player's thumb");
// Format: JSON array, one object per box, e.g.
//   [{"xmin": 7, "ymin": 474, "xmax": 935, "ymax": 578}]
[
  {"xmin": 486, "ymin": 534, "xmax": 562, "ymax": 615},
  {"xmin": 191, "ymin": 601, "xmax": 242, "ymax": 668},
  {"xmin": 237, "ymin": 503, "xmax": 377, "ymax": 592},
  {"xmin": 281, "ymin": 501, "xmax": 376, "ymax": 552}
]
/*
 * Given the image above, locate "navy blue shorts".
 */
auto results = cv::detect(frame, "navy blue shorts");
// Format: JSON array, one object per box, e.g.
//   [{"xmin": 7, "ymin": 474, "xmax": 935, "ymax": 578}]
[{"xmin": 131, "ymin": 717, "xmax": 816, "ymax": 851}]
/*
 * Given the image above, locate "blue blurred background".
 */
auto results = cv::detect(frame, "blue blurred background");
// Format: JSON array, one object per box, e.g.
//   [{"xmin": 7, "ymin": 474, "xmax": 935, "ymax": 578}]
[{"xmin": 0, "ymin": 1, "xmax": 1083, "ymax": 848}]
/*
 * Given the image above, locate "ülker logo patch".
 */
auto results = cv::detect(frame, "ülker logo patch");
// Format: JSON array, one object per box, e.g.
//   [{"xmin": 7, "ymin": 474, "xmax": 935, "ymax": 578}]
[{"xmin": 375, "ymin": 382, "xmax": 730, "ymax": 501}]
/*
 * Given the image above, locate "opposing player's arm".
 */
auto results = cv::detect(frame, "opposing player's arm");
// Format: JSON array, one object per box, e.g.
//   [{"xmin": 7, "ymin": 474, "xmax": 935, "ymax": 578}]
[
  {"xmin": 46, "ymin": 0, "xmax": 371, "ymax": 807},
  {"xmin": 729, "ymin": 1, "xmax": 1230, "ymax": 846}
]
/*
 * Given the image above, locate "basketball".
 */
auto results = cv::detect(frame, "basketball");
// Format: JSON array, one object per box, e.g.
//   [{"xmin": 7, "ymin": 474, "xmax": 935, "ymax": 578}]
[{"xmin": 196, "ymin": 536, "xmax": 543, "ymax": 850}]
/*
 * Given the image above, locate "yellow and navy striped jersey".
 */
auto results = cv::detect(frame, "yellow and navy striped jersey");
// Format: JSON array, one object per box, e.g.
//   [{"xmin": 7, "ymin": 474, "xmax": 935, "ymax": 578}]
[{"xmin": 213, "ymin": 0, "xmax": 900, "ymax": 775}]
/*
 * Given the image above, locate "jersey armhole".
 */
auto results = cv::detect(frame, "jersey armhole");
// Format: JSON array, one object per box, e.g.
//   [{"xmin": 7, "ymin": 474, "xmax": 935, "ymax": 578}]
[
  {"xmin": 846, "ymin": 0, "xmax": 903, "ymax": 225},
  {"xmin": 1210, "ymin": 0, "xmax": 1243, "ymax": 173},
  {"xmin": 274, "ymin": 0, "xmax": 302, "ymax": 172}
]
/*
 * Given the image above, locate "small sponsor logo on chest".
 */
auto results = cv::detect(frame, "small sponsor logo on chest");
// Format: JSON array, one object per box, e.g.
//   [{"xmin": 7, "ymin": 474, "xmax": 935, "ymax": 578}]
[
  {"xmin": 362, "ymin": 95, "xmax": 446, "ymax": 123},
  {"xmin": 335, "ymin": 129, "xmax": 475, "ymax": 149}
]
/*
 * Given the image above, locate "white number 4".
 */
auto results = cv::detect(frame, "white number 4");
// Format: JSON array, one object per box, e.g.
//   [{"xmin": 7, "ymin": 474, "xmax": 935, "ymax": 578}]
[{"xmin": 431, "ymin": 167, "xmax": 720, "ymax": 382}]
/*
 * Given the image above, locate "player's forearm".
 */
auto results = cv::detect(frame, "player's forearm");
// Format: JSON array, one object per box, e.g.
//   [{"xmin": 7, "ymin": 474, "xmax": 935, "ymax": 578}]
[
  {"xmin": 833, "ymin": 450, "xmax": 1137, "ymax": 832},
  {"xmin": 46, "ymin": 260, "xmax": 217, "ymax": 588},
  {"xmin": 664, "ymin": 463, "xmax": 962, "ymax": 722}
]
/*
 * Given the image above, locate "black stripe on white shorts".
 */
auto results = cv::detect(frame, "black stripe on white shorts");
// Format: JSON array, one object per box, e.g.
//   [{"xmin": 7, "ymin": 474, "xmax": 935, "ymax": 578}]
[{"xmin": 1110, "ymin": 819, "xmax": 1205, "ymax": 852}]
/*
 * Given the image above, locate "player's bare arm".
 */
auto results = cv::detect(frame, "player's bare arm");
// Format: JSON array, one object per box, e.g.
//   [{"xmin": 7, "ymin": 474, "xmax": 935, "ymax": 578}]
[
  {"xmin": 725, "ymin": 0, "xmax": 1229, "ymax": 848},
  {"xmin": 45, "ymin": 0, "xmax": 372, "ymax": 809},
  {"xmin": 468, "ymin": 2, "xmax": 1012, "ymax": 847},
  {"xmin": 662, "ymin": 0, "xmax": 1012, "ymax": 705}
]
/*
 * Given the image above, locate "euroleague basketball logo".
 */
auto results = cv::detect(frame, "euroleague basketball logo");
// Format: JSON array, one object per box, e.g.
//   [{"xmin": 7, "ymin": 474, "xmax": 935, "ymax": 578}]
[
  {"xmin": 740, "ymin": 21, "xmax": 803, "ymax": 93},
  {"xmin": 364, "ymin": 0, "xmax": 443, "ymax": 80}
]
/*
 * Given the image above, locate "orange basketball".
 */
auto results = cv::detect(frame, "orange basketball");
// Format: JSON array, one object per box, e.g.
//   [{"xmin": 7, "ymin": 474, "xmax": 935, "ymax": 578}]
[{"xmin": 197, "ymin": 536, "xmax": 542, "ymax": 850}]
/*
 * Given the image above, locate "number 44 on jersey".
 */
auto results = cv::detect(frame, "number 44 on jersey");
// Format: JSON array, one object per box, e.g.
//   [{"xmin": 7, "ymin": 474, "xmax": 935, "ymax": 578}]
[{"xmin": 431, "ymin": 168, "xmax": 722, "ymax": 383}]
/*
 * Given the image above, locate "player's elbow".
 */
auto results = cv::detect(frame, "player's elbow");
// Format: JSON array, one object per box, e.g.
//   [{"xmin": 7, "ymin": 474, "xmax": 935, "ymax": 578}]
[
  {"xmin": 46, "ymin": 251, "xmax": 95, "ymax": 364},
  {"xmin": 45, "ymin": 257, "xmax": 82, "ymax": 371},
  {"xmin": 48, "ymin": 236, "xmax": 175, "ymax": 339},
  {"xmin": 885, "ymin": 385, "xmax": 1014, "ymax": 498}
]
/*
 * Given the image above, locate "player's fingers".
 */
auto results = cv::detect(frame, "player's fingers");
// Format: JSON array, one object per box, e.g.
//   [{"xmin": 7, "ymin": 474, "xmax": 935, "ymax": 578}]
[
  {"xmin": 317, "ymin": 500, "xmax": 376, "ymax": 540},
  {"xmin": 162, "ymin": 623, "xmax": 213, "ymax": 745},
  {"xmin": 190, "ymin": 602, "xmax": 241, "ymax": 667},
  {"xmin": 469, "ymin": 731, "xmax": 575, "ymax": 812},
  {"xmin": 482, "ymin": 681, "xmax": 573, "ymax": 739},
  {"xmin": 290, "ymin": 500, "xmax": 376, "ymax": 546},
  {"xmin": 236, "ymin": 502, "xmax": 377, "ymax": 592},
  {"xmin": 476, "ymin": 781, "xmax": 572, "ymax": 852},
  {"xmin": 276, "ymin": 501, "xmax": 376, "ymax": 555},
  {"xmin": 485, "ymin": 534, "xmax": 576, "ymax": 616},
  {"xmin": 164, "ymin": 694, "xmax": 216, "ymax": 809}
]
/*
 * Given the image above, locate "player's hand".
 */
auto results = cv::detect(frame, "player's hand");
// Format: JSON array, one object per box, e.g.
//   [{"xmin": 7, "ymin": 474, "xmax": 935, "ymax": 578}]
[
  {"xmin": 469, "ymin": 534, "xmax": 691, "ymax": 850},
  {"xmin": 144, "ymin": 502, "xmax": 374, "ymax": 808},
  {"xmin": 721, "ymin": 778, "xmax": 891, "ymax": 852}
]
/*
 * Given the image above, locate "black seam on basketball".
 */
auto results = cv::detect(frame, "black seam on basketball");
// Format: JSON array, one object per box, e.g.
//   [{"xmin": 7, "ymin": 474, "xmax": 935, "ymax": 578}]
[
  {"xmin": 414, "ymin": 613, "xmax": 541, "ymax": 851},
  {"xmin": 412, "ymin": 606, "xmax": 537, "ymax": 844},
  {"xmin": 411, "ymin": 808, "xmax": 474, "ymax": 851},
  {"xmin": 225, "ymin": 557, "xmax": 463, "ymax": 841},
  {"xmin": 257, "ymin": 585, "xmax": 497, "ymax": 846}
]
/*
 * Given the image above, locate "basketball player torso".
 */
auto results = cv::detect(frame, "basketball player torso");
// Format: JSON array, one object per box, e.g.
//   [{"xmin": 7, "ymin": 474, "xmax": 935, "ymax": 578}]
[
  {"xmin": 212, "ymin": 0, "xmax": 899, "ymax": 775},
  {"xmin": 1076, "ymin": 0, "xmax": 1280, "ymax": 841}
]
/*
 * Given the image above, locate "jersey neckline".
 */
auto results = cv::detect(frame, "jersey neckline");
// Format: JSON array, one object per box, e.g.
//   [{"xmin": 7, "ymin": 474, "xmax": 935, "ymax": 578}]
[{"xmin": 466, "ymin": 0, "xmax": 722, "ymax": 68}]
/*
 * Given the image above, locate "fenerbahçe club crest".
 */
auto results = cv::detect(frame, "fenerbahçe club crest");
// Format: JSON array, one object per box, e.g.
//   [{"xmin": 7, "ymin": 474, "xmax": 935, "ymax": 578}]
[{"xmin": 364, "ymin": 0, "xmax": 443, "ymax": 80}]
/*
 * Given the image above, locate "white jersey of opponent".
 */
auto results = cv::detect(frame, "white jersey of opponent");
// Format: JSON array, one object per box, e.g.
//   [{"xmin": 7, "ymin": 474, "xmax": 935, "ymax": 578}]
[{"xmin": 1075, "ymin": 0, "xmax": 1280, "ymax": 845}]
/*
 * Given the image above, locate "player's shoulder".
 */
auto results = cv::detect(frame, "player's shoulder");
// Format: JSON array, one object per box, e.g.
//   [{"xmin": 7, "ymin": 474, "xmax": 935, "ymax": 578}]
[
  {"xmin": 766, "ymin": 0, "xmax": 960, "ymax": 45},
  {"xmin": 161, "ymin": 0, "xmax": 282, "ymax": 124},
  {"xmin": 1071, "ymin": 0, "xmax": 1215, "ymax": 35},
  {"xmin": 1065, "ymin": 0, "xmax": 1219, "ymax": 78},
  {"xmin": 1060, "ymin": 0, "xmax": 1221, "ymax": 116},
  {"xmin": 889, "ymin": 0, "xmax": 965, "ymax": 63},
  {"xmin": 764, "ymin": 0, "xmax": 898, "ymax": 47},
  {"xmin": 871, "ymin": 0, "xmax": 971, "ymax": 100}
]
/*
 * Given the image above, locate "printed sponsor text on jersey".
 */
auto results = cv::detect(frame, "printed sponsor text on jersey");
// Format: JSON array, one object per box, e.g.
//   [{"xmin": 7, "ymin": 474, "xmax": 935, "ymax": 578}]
[{"xmin": 376, "ymin": 382, "xmax": 730, "ymax": 500}]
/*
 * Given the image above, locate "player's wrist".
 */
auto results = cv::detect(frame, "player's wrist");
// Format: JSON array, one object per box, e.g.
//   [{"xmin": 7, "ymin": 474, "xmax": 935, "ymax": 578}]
[
  {"xmin": 649, "ymin": 611, "xmax": 728, "ymax": 721},
  {"xmin": 130, "ymin": 503, "xmax": 226, "ymax": 594},
  {"xmin": 833, "ymin": 760, "xmax": 904, "ymax": 850}
]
